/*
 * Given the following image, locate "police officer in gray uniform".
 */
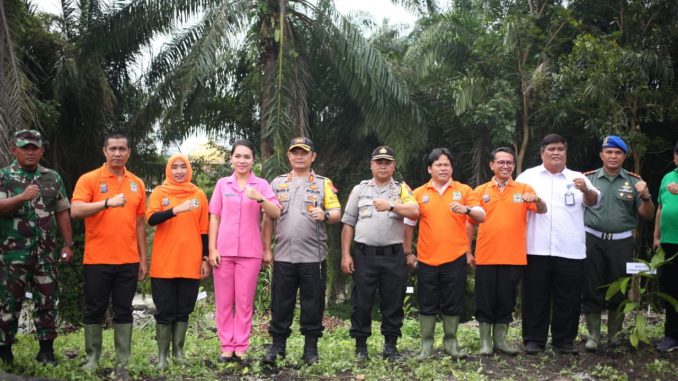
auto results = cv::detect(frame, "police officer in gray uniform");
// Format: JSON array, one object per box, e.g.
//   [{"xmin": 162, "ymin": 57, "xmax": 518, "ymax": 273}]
[
  {"xmin": 341, "ymin": 146, "xmax": 419, "ymax": 361},
  {"xmin": 583, "ymin": 135, "xmax": 654, "ymax": 351},
  {"xmin": 262, "ymin": 137, "xmax": 342, "ymax": 365}
]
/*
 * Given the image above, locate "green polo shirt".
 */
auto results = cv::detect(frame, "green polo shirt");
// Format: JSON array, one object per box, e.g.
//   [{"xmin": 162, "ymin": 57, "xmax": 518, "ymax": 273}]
[
  {"xmin": 658, "ymin": 168, "xmax": 678, "ymax": 244},
  {"xmin": 584, "ymin": 167, "xmax": 642, "ymax": 233}
]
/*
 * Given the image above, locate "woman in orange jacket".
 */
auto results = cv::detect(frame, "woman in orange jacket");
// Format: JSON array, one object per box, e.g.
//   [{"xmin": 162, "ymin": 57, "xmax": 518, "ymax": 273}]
[{"xmin": 146, "ymin": 154, "xmax": 210, "ymax": 369}]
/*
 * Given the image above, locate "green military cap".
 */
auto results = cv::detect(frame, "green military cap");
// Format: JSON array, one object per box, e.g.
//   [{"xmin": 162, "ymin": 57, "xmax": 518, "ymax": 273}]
[{"xmin": 14, "ymin": 129, "xmax": 43, "ymax": 148}]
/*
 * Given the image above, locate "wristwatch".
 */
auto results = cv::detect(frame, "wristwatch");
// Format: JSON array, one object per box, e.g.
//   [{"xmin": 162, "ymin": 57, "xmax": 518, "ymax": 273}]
[
  {"xmin": 465, "ymin": 206, "xmax": 471, "ymax": 215},
  {"xmin": 324, "ymin": 211, "xmax": 331, "ymax": 221},
  {"xmin": 257, "ymin": 198, "xmax": 264, "ymax": 203},
  {"xmin": 388, "ymin": 201, "xmax": 395, "ymax": 212}
]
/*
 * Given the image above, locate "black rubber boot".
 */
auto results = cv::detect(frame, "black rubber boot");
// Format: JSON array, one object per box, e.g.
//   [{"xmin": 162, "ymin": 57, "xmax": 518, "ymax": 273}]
[
  {"xmin": 302, "ymin": 336, "xmax": 319, "ymax": 365},
  {"xmin": 35, "ymin": 339, "xmax": 57, "ymax": 365},
  {"xmin": 0, "ymin": 344, "xmax": 13, "ymax": 367},
  {"xmin": 382, "ymin": 336, "xmax": 400, "ymax": 361},
  {"xmin": 262, "ymin": 336, "xmax": 286, "ymax": 365},
  {"xmin": 355, "ymin": 337, "xmax": 368, "ymax": 361}
]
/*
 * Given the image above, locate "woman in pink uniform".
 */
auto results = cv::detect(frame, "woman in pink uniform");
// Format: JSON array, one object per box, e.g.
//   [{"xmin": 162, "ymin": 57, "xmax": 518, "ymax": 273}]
[{"xmin": 208, "ymin": 139, "xmax": 281, "ymax": 361}]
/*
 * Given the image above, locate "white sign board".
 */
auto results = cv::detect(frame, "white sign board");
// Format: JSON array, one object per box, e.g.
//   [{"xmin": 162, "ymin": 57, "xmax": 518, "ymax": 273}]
[{"xmin": 626, "ymin": 262, "xmax": 656, "ymax": 275}]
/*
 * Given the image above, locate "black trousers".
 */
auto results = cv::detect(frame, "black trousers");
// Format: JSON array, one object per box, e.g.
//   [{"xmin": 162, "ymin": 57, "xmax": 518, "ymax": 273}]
[
  {"xmin": 349, "ymin": 243, "xmax": 407, "ymax": 338},
  {"xmin": 521, "ymin": 255, "xmax": 584, "ymax": 347},
  {"xmin": 417, "ymin": 256, "xmax": 466, "ymax": 316},
  {"xmin": 475, "ymin": 265, "xmax": 523, "ymax": 324},
  {"xmin": 151, "ymin": 277, "xmax": 200, "ymax": 324},
  {"xmin": 582, "ymin": 234, "xmax": 634, "ymax": 313},
  {"xmin": 268, "ymin": 260, "xmax": 326, "ymax": 338},
  {"xmin": 660, "ymin": 243, "xmax": 678, "ymax": 339},
  {"xmin": 83, "ymin": 263, "xmax": 139, "ymax": 324}
]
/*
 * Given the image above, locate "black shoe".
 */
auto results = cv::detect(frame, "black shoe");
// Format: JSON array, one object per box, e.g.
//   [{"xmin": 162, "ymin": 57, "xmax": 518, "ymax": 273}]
[
  {"xmin": 262, "ymin": 337, "xmax": 286, "ymax": 365},
  {"xmin": 524, "ymin": 341, "xmax": 543, "ymax": 354},
  {"xmin": 302, "ymin": 336, "xmax": 319, "ymax": 365},
  {"xmin": 0, "ymin": 345, "xmax": 13, "ymax": 367},
  {"xmin": 656, "ymin": 337, "xmax": 678, "ymax": 352},
  {"xmin": 355, "ymin": 338, "xmax": 368, "ymax": 361},
  {"xmin": 382, "ymin": 336, "xmax": 400, "ymax": 361},
  {"xmin": 35, "ymin": 350, "xmax": 57, "ymax": 366},
  {"xmin": 553, "ymin": 343, "xmax": 577, "ymax": 354}
]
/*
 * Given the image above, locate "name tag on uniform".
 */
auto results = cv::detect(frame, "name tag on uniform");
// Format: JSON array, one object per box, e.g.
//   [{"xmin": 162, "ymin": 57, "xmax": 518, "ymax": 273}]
[
  {"xmin": 130, "ymin": 182, "xmax": 139, "ymax": 192},
  {"xmin": 565, "ymin": 192, "xmax": 575, "ymax": 206},
  {"xmin": 482, "ymin": 194, "xmax": 490, "ymax": 203},
  {"xmin": 422, "ymin": 194, "xmax": 429, "ymax": 203},
  {"xmin": 100, "ymin": 183, "xmax": 108, "ymax": 193},
  {"xmin": 512, "ymin": 193, "xmax": 522, "ymax": 202},
  {"xmin": 452, "ymin": 191, "xmax": 462, "ymax": 201},
  {"xmin": 223, "ymin": 193, "xmax": 236, "ymax": 197},
  {"xmin": 162, "ymin": 197, "xmax": 170, "ymax": 206}
]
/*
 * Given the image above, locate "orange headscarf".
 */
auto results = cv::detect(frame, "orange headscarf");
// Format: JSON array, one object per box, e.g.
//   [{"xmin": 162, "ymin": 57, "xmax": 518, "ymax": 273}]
[{"xmin": 160, "ymin": 154, "xmax": 198, "ymax": 198}]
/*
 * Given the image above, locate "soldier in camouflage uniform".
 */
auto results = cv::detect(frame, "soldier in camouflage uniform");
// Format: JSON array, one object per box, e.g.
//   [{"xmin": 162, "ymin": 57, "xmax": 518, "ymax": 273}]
[{"xmin": 0, "ymin": 130, "xmax": 73, "ymax": 367}]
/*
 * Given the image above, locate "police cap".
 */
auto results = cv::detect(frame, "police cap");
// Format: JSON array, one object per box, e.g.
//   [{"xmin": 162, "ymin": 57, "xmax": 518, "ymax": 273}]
[
  {"xmin": 371, "ymin": 146, "xmax": 395, "ymax": 161},
  {"xmin": 289, "ymin": 137, "xmax": 314, "ymax": 152}
]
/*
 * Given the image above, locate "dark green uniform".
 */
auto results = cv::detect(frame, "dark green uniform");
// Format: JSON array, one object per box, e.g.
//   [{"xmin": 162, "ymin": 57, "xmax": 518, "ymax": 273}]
[
  {"xmin": 582, "ymin": 168, "xmax": 642, "ymax": 312},
  {"xmin": 0, "ymin": 161, "xmax": 70, "ymax": 344}
]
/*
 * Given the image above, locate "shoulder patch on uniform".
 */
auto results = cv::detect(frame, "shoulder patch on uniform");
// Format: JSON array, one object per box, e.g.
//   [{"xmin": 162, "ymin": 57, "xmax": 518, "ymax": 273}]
[
  {"xmin": 325, "ymin": 178, "xmax": 338, "ymax": 193},
  {"xmin": 627, "ymin": 171, "xmax": 642, "ymax": 179}
]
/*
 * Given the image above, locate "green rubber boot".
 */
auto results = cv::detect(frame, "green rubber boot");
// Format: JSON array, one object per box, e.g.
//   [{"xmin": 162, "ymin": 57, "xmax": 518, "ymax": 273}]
[
  {"xmin": 442, "ymin": 315, "xmax": 467, "ymax": 359},
  {"xmin": 172, "ymin": 322, "xmax": 189, "ymax": 364},
  {"xmin": 417, "ymin": 315, "xmax": 436, "ymax": 360},
  {"xmin": 114, "ymin": 323, "xmax": 132, "ymax": 366},
  {"xmin": 607, "ymin": 311, "xmax": 624, "ymax": 347},
  {"xmin": 478, "ymin": 322, "xmax": 493, "ymax": 356},
  {"xmin": 585, "ymin": 313, "xmax": 601, "ymax": 351},
  {"xmin": 156, "ymin": 324, "xmax": 171, "ymax": 370},
  {"xmin": 82, "ymin": 324, "xmax": 102, "ymax": 370},
  {"xmin": 493, "ymin": 323, "xmax": 518, "ymax": 355}
]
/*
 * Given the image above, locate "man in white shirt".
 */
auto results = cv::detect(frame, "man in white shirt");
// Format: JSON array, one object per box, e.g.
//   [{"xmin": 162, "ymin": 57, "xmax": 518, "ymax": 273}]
[{"xmin": 516, "ymin": 134, "xmax": 599, "ymax": 354}]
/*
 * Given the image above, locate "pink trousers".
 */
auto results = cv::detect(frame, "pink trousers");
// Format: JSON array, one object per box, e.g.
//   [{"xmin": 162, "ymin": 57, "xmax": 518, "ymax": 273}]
[{"xmin": 213, "ymin": 256, "xmax": 262, "ymax": 352}]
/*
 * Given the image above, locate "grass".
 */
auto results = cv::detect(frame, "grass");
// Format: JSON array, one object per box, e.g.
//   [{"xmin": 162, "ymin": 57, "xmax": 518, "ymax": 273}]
[{"xmin": 1, "ymin": 302, "xmax": 676, "ymax": 381}]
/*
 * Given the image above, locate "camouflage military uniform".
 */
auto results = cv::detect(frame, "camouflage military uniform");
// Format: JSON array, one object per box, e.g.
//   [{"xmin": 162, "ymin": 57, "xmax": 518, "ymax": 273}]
[{"xmin": 0, "ymin": 160, "xmax": 70, "ymax": 345}]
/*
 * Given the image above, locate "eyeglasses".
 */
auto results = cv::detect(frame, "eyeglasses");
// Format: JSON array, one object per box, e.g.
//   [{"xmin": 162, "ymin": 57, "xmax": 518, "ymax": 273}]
[{"xmin": 494, "ymin": 160, "xmax": 514, "ymax": 166}]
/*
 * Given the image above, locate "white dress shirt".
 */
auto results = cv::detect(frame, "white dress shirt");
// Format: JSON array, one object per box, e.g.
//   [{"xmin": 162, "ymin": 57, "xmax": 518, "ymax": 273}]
[{"xmin": 516, "ymin": 164, "xmax": 600, "ymax": 260}]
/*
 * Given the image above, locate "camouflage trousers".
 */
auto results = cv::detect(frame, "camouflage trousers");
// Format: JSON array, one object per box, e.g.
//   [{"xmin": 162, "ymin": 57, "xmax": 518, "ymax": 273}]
[{"xmin": 0, "ymin": 249, "xmax": 57, "ymax": 344}]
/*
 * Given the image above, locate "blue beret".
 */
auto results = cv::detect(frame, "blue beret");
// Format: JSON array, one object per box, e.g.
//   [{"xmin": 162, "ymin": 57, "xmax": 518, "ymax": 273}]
[{"xmin": 602, "ymin": 135, "xmax": 628, "ymax": 153}]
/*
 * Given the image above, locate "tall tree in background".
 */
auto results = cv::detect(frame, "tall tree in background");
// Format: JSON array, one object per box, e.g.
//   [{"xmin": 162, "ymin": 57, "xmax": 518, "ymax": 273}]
[
  {"xmin": 88, "ymin": 0, "xmax": 423, "ymax": 175},
  {"xmin": 0, "ymin": 0, "xmax": 39, "ymax": 165}
]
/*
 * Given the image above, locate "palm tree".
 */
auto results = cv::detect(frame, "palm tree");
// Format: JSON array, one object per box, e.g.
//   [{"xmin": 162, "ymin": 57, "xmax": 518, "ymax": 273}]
[
  {"xmin": 0, "ymin": 0, "xmax": 39, "ymax": 166},
  {"xmin": 86, "ymin": 0, "xmax": 423, "ymax": 174}
]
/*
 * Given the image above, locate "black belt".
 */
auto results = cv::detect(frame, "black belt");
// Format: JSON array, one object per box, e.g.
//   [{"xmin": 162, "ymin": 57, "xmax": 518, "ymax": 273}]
[{"xmin": 355, "ymin": 243, "xmax": 402, "ymax": 256}]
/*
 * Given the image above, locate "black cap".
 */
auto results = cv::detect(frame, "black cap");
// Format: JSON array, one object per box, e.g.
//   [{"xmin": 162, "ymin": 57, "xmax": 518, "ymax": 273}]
[
  {"xmin": 14, "ymin": 129, "xmax": 43, "ymax": 148},
  {"xmin": 371, "ymin": 146, "xmax": 395, "ymax": 161},
  {"xmin": 288, "ymin": 137, "xmax": 314, "ymax": 152}
]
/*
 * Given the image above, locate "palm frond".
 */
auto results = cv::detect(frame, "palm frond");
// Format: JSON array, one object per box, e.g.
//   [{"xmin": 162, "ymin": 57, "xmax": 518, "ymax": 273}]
[
  {"xmin": 81, "ymin": 0, "xmax": 224, "ymax": 60},
  {"xmin": 0, "ymin": 1, "xmax": 39, "ymax": 166}
]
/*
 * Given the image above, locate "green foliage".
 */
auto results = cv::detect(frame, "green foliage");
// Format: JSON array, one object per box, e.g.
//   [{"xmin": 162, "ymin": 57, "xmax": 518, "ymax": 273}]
[{"xmin": 605, "ymin": 248, "xmax": 678, "ymax": 349}]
